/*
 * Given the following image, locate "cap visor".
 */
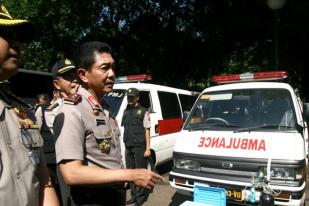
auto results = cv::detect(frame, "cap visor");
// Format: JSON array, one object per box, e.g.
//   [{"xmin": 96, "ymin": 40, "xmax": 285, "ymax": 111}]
[{"xmin": 0, "ymin": 19, "xmax": 36, "ymax": 42}]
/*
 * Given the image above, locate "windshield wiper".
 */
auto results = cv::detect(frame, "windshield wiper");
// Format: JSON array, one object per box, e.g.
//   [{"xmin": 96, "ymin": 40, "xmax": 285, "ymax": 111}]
[
  {"xmin": 188, "ymin": 125, "xmax": 211, "ymax": 131},
  {"xmin": 188, "ymin": 124, "xmax": 240, "ymax": 131},
  {"xmin": 234, "ymin": 125, "xmax": 294, "ymax": 133}
]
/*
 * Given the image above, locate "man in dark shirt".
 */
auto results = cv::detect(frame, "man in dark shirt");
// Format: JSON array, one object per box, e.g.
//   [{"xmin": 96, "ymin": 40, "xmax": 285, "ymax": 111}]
[{"xmin": 122, "ymin": 88, "xmax": 151, "ymax": 206}]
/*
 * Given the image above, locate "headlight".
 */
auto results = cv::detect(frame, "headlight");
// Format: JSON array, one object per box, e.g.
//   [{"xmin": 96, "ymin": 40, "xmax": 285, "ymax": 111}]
[
  {"xmin": 259, "ymin": 167, "xmax": 304, "ymax": 180},
  {"xmin": 174, "ymin": 159, "xmax": 200, "ymax": 171}
]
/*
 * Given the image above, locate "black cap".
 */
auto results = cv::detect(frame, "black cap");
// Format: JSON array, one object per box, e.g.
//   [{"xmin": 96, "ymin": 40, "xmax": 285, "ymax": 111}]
[
  {"xmin": 127, "ymin": 88, "xmax": 139, "ymax": 97},
  {"xmin": 51, "ymin": 58, "xmax": 75, "ymax": 78}
]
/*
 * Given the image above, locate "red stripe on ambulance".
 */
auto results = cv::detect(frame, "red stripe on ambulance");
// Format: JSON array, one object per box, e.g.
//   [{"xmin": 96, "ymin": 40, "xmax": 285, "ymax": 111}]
[{"xmin": 198, "ymin": 137, "xmax": 266, "ymax": 151}]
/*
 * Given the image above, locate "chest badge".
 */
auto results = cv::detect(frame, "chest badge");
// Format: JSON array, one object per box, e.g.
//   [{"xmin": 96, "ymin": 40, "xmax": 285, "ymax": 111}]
[
  {"xmin": 93, "ymin": 109, "xmax": 100, "ymax": 116},
  {"xmin": 98, "ymin": 139, "xmax": 111, "ymax": 154},
  {"xmin": 14, "ymin": 106, "xmax": 28, "ymax": 119},
  {"xmin": 136, "ymin": 109, "xmax": 142, "ymax": 115}
]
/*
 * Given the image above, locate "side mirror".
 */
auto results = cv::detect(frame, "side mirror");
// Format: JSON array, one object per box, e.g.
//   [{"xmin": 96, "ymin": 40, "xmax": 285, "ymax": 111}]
[{"xmin": 303, "ymin": 103, "xmax": 309, "ymax": 122}]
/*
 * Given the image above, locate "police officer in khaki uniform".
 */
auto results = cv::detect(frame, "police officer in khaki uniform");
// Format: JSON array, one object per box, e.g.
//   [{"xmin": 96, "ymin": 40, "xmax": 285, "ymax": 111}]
[
  {"xmin": 35, "ymin": 58, "xmax": 79, "ymax": 206},
  {"xmin": 54, "ymin": 41, "xmax": 163, "ymax": 206},
  {"xmin": 44, "ymin": 58, "xmax": 79, "ymax": 134},
  {"xmin": 0, "ymin": 4, "xmax": 59, "ymax": 206}
]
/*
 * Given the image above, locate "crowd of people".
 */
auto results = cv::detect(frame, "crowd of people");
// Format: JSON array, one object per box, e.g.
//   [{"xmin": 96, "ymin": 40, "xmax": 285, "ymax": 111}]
[{"xmin": 0, "ymin": 4, "xmax": 163, "ymax": 206}]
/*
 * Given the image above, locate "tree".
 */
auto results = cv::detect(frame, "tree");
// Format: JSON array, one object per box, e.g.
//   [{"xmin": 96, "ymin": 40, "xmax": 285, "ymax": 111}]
[{"xmin": 4, "ymin": 0, "xmax": 309, "ymax": 99}]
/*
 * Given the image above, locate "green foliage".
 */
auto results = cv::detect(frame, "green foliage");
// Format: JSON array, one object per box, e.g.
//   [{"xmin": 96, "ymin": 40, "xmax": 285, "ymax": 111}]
[{"xmin": 2, "ymin": 0, "xmax": 309, "ymax": 99}]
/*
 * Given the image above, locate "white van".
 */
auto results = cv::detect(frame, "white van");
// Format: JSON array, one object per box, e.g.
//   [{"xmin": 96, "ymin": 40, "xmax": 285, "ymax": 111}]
[
  {"xmin": 103, "ymin": 74, "xmax": 199, "ymax": 167},
  {"xmin": 169, "ymin": 71, "xmax": 309, "ymax": 206}
]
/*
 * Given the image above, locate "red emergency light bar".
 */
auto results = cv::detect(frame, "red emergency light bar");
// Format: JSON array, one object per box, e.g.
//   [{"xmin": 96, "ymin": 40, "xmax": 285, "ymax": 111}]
[
  {"xmin": 212, "ymin": 71, "xmax": 288, "ymax": 84},
  {"xmin": 115, "ymin": 74, "xmax": 152, "ymax": 83}
]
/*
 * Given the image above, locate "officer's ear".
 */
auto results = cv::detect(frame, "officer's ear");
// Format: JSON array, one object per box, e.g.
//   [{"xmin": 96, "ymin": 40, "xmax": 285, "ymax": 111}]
[
  {"xmin": 77, "ymin": 68, "xmax": 88, "ymax": 84},
  {"xmin": 53, "ymin": 79, "xmax": 61, "ymax": 90}
]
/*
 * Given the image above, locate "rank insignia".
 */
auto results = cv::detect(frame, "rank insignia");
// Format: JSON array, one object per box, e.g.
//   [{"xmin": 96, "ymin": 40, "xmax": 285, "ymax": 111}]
[
  {"xmin": 14, "ymin": 106, "xmax": 27, "ymax": 119},
  {"xmin": 98, "ymin": 139, "xmax": 111, "ymax": 154},
  {"xmin": 46, "ymin": 103, "xmax": 59, "ymax": 111},
  {"xmin": 88, "ymin": 96, "xmax": 100, "ymax": 107},
  {"xmin": 18, "ymin": 120, "xmax": 38, "ymax": 129},
  {"xmin": 64, "ymin": 94, "xmax": 81, "ymax": 105}
]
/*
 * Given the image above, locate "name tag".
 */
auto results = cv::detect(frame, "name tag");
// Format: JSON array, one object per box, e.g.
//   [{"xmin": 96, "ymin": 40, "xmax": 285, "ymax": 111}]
[{"xmin": 96, "ymin": 119, "xmax": 106, "ymax": 126}]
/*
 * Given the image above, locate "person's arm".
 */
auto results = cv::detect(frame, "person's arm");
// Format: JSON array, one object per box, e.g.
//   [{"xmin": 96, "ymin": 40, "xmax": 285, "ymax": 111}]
[
  {"xmin": 55, "ymin": 105, "xmax": 163, "ymax": 189},
  {"xmin": 38, "ymin": 164, "xmax": 60, "ymax": 206},
  {"xmin": 143, "ymin": 111, "xmax": 151, "ymax": 157},
  {"xmin": 35, "ymin": 106, "xmax": 43, "ymax": 130},
  {"xmin": 144, "ymin": 128, "xmax": 151, "ymax": 157},
  {"xmin": 59, "ymin": 160, "xmax": 163, "ymax": 189}
]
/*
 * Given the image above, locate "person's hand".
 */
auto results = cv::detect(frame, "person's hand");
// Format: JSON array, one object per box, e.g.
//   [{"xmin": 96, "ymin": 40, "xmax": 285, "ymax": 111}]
[
  {"xmin": 144, "ymin": 149, "xmax": 151, "ymax": 157},
  {"xmin": 61, "ymin": 84, "xmax": 79, "ymax": 98},
  {"xmin": 131, "ymin": 169, "xmax": 164, "ymax": 189},
  {"xmin": 69, "ymin": 84, "xmax": 80, "ymax": 96}
]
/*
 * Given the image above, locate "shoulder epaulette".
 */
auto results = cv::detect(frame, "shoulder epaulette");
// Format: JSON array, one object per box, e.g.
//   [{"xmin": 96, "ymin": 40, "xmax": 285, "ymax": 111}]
[
  {"xmin": 46, "ymin": 102, "xmax": 59, "ymax": 111},
  {"xmin": 64, "ymin": 94, "xmax": 82, "ymax": 105}
]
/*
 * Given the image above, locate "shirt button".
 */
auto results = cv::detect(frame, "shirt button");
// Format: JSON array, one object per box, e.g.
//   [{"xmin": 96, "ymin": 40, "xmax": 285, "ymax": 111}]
[{"xmin": 16, "ymin": 172, "xmax": 21, "ymax": 179}]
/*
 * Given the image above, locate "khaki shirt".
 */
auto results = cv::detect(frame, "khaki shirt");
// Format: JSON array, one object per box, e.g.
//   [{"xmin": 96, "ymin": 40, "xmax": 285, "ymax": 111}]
[
  {"xmin": 0, "ymin": 93, "xmax": 44, "ymax": 206},
  {"xmin": 54, "ymin": 86, "xmax": 123, "ymax": 169},
  {"xmin": 44, "ymin": 98, "xmax": 63, "ymax": 134}
]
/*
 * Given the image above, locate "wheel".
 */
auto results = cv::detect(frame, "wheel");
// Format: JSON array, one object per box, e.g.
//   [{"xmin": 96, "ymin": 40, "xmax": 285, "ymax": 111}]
[{"xmin": 205, "ymin": 117, "xmax": 229, "ymax": 125}]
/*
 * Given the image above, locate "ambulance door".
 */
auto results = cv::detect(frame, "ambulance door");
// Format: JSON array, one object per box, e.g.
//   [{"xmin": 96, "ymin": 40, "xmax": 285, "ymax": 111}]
[
  {"xmin": 148, "ymin": 89, "xmax": 161, "ymax": 138},
  {"xmin": 178, "ymin": 93, "xmax": 199, "ymax": 121},
  {"xmin": 153, "ymin": 91, "xmax": 183, "ymax": 164}
]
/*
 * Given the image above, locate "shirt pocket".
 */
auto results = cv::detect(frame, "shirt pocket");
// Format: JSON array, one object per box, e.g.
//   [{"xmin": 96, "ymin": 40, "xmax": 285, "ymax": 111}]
[
  {"xmin": 132, "ymin": 115, "xmax": 143, "ymax": 126},
  {"xmin": 20, "ymin": 129, "xmax": 44, "ymax": 149},
  {"xmin": 92, "ymin": 125, "xmax": 114, "ymax": 153},
  {"xmin": 20, "ymin": 129, "xmax": 44, "ymax": 166}
]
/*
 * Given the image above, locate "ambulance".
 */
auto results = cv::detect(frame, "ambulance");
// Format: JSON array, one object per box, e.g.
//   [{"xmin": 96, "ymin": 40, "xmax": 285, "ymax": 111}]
[
  {"xmin": 169, "ymin": 71, "xmax": 309, "ymax": 205},
  {"xmin": 103, "ymin": 74, "xmax": 199, "ymax": 167}
]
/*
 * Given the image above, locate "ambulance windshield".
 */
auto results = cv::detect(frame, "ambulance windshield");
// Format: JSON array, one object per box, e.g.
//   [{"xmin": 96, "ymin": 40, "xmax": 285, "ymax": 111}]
[
  {"xmin": 102, "ymin": 89, "xmax": 126, "ymax": 117},
  {"xmin": 184, "ymin": 88, "xmax": 296, "ymax": 131}
]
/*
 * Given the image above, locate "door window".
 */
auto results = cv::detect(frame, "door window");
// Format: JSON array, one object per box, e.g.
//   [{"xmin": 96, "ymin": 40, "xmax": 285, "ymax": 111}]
[{"xmin": 158, "ymin": 91, "xmax": 182, "ymax": 119}]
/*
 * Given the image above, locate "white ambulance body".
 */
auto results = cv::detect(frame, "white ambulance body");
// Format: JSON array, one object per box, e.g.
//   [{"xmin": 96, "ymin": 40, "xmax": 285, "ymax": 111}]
[
  {"xmin": 103, "ymin": 74, "xmax": 198, "ymax": 166},
  {"xmin": 170, "ymin": 71, "xmax": 308, "ymax": 206}
]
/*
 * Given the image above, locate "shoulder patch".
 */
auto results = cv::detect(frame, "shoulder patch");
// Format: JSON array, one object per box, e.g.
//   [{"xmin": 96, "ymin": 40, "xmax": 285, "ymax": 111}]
[{"xmin": 64, "ymin": 94, "xmax": 82, "ymax": 105}]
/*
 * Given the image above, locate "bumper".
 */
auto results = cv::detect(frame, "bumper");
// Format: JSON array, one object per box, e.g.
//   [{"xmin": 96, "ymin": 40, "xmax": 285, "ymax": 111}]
[{"xmin": 169, "ymin": 170, "xmax": 305, "ymax": 206}]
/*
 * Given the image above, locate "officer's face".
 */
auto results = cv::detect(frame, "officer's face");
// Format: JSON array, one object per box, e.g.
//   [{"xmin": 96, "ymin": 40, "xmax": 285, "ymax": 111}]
[
  {"xmin": 0, "ymin": 30, "xmax": 22, "ymax": 81},
  {"xmin": 127, "ymin": 96, "xmax": 139, "ymax": 106},
  {"xmin": 53, "ymin": 71, "xmax": 79, "ymax": 96},
  {"xmin": 81, "ymin": 52, "xmax": 115, "ymax": 98}
]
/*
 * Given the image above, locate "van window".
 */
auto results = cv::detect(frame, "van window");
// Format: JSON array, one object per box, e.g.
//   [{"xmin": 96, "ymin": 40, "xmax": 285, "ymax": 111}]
[
  {"xmin": 139, "ymin": 91, "xmax": 152, "ymax": 112},
  {"xmin": 9, "ymin": 69, "xmax": 53, "ymax": 104},
  {"xmin": 158, "ymin": 91, "xmax": 182, "ymax": 119},
  {"xmin": 179, "ymin": 94, "xmax": 197, "ymax": 113},
  {"xmin": 184, "ymin": 88, "xmax": 296, "ymax": 130},
  {"xmin": 103, "ymin": 89, "xmax": 126, "ymax": 117}
]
